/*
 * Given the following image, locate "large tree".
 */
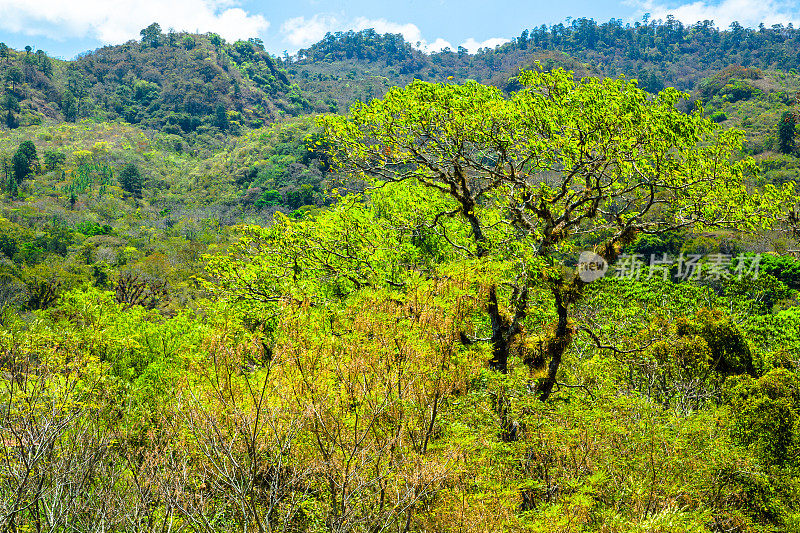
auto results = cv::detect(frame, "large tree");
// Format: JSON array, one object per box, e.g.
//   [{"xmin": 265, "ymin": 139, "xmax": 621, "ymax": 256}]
[
  {"xmin": 139, "ymin": 23, "xmax": 162, "ymax": 48},
  {"xmin": 5, "ymin": 66, "xmax": 21, "ymax": 91},
  {"xmin": 61, "ymin": 90, "xmax": 78, "ymax": 122},
  {"xmin": 778, "ymin": 110, "xmax": 796, "ymax": 155},
  {"xmin": 2, "ymin": 94, "xmax": 19, "ymax": 129},
  {"xmin": 319, "ymin": 69, "xmax": 795, "ymax": 400},
  {"xmin": 118, "ymin": 162, "xmax": 142, "ymax": 198},
  {"xmin": 11, "ymin": 140, "xmax": 38, "ymax": 185}
]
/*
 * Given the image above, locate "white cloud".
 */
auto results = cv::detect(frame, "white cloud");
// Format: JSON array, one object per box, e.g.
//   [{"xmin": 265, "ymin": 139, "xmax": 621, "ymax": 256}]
[
  {"xmin": 352, "ymin": 17, "xmax": 424, "ymax": 45},
  {"xmin": 281, "ymin": 15, "xmax": 427, "ymax": 49},
  {"xmin": 631, "ymin": 0, "xmax": 800, "ymax": 28},
  {"xmin": 425, "ymin": 38, "xmax": 455, "ymax": 52},
  {"xmin": 459, "ymin": 37, "xmax": 510, "ymax": 53},
  {"xmin": 280, "ymin": 13, "xmax": 505, "ymax": 55},
  {"xmin": 0, "ymin": 0, "xmax": 269, "ymax": 45},
  {"xmin": 281, "ymin": 14, "xmax": 338, "ymax": 48}
]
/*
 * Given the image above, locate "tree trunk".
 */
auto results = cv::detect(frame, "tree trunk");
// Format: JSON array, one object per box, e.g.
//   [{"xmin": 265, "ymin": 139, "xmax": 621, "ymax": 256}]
[
  {"xmin": 487, "ymin": 287, "xmax": 510, "ymax": 373},
  {"xmin": 537, "ymin": 289, "xmax": 571, "ymax": 401}
]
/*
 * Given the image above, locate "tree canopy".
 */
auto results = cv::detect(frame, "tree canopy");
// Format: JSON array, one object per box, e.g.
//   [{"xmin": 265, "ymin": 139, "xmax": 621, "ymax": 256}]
[
  {"xmin": 11, "ymin": 140, "xmax": 38, "ymax": 185},
  {"xmin": 319, "ymin": 68, "xmax": 796, "ymax": 399},
  {"xmin": 140, "ymin": 23, "xmax": 162, "ymax": 47},
  {"xmin": 5, "ymin": 36, "xmax": 800, "ymax": 530},
  {"xmin": 118, "ymin": 162, "xmax": 142, "ymax": 198},
  {"xmin": 779, "ymin": 109, "xmax": 797, "ymax": 154}
]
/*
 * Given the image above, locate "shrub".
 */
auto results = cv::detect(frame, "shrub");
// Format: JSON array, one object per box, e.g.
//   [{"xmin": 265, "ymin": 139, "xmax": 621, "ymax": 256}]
[
  {"xmin": 726, "ymin": 368, "xmax": 800, "ymax": 467},
  {"xmin": 711, "ymin": 110, "xmax": 727, "ymax": 122},
  {"xmin": 118, "ymin": 162, "xmax": 143, "ymax": 198}
]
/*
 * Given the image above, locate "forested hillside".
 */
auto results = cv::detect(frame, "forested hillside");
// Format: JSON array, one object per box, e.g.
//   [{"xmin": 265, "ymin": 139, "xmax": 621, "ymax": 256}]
[
  {"xmin": 3, "ymin": 17, "xmax": 800, "ymax": 532},
  {"xmin": 288, "ymin": 19, "xmax": 800, "ymax": 109},
  {"xmin": 0, "ymin": 24, "xmax": 310, "ymax": 137}
]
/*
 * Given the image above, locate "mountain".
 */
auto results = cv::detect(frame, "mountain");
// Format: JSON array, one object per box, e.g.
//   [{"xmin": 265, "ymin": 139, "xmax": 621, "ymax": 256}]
[
  {"xmin": 287, "ymin": 20, "xmax": 800, "ymax": 110},
  {"xmin": 0, "ymin": 26, "xmax": 310, "ymax": 139},
  {"xmin": 7, "ymin": 19, "xmax": 800, "ymax": 136}
]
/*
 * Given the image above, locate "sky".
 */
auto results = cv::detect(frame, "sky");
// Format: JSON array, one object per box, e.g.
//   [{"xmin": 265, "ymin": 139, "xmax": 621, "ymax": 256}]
[{"xmin": 1, "ymin": 0, "xmax": 800, "ymax": 60}]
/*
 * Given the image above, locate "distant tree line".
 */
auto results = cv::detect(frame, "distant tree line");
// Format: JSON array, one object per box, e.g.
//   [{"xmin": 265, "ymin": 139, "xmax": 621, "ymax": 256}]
[{"xmin": 290, "ymin": 18, "xmax": 800, "ymax": 110}]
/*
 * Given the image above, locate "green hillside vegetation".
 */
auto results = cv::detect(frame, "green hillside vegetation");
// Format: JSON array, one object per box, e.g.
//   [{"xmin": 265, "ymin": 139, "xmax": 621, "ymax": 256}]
[
  {"xmin": 0, "ymin": 116, "xmax": 332, "ymax": 316},
  {"xmin": 689, "ymin": 66, "xmax": 800, "ymax": 191},
  {"xmin": 0, "ymin": 24, "xmax": 308, "ymax": 139},
  {"xmin": 0, "ymin": 115, "xmax": 331, "ymax": 206},
  {"xmin": 0, "ymin": 44, "xmax": 66, "ymax": 127},
  {"xmin": 4, "ymin": 17, "xmax": 800, "ymax": 532},
  {"xmin": 287, "ymin": 20, "xmax": 800, "ymax": 112}
]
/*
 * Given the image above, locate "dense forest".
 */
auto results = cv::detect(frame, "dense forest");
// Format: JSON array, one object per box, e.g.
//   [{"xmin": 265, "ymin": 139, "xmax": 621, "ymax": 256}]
[{"xmin": 3, "ymin": 17, "xmax": 800, "ymax": 532}]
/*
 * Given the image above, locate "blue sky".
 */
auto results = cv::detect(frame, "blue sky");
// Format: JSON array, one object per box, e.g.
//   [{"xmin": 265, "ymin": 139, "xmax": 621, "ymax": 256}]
[{"xmin": 0, "ymin": 0, "xmax": 799, "ymax": 59}]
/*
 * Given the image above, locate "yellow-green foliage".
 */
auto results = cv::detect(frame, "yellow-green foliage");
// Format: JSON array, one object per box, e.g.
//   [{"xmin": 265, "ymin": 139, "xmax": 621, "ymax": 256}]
[{"xmin": 4, "ymin": 65, "xmax": 800, "ymax": 532}]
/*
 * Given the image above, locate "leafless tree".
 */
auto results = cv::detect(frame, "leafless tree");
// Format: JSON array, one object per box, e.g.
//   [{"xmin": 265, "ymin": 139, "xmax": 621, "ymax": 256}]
[
  {"xmin": 115, "ymin": 272, "xmax": 168, "ymax": 310},
  {"xmin": 170, "ymin": 336, "xmax": 311, "ymax": 532},
  {"xmin": 0, "ymin": 349, "xmax": 117, "ymax": 531}
]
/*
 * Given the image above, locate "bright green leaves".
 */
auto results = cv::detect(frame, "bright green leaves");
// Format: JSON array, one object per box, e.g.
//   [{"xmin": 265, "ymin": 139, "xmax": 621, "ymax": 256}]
[
  {"xmin": 228, "ymin": 70, "xmax": 800, "ymax": 399},
  {"xmin": 726, "ymin": 368, "xmax": 800, "ymax": 467},
  {"xmin": 323, "ymin": 79, "xmax": 511, "ymax": 187},
  {"xmin": 318, "ymin": 68, "xmax": 800, "ymax": 386},
  {"xmin": 207, "ymin": 194, "xmax": 424, "ymax": 318},
  {"xmin": 322, "ymin": 68, "xmax": 798, "ymax": 261}
]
